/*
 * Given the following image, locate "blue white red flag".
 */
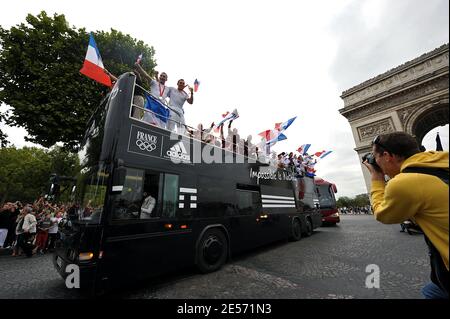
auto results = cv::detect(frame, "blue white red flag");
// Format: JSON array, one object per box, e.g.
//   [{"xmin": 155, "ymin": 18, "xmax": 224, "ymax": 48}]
[
  {"xmin": 79, "ymin": 33, "xmax": 111, "ymax": 87},
  {"xmin": 215, "ymin": 108, "xmax": 239, "ymax": 129},
  {"xmin": 266, "ymin": 132, "xmax": 287, "ymax": 146},
  {"xmin": 144, "ymin": 93, "xmax": 170, "ymax": 124},
  {"xmin": 298, "ymin": 144, "xmax": 311, "ymax": 155},
  {"xmin": 314, "ymin": 150, "xmax": 326, "ymax": 158},
  {"xmin": 320, "ymin": 150, "xmax": 333, "ymax": 159},
  {"xmin": 136, "ymin": 53, "xmax": 143, "ymax": 64},
  {"xmin": 258, "ymin": 129, "xmax": 278, "ymax": 141},
  {"xmin": 297, "ymin": 143, "xmax": 311, "ymax": 155},
  {"xmin": 275, "ymin": 116, "xmax": 297, "ymax": 131},
  {"xmin": 194, "ymin": 79, "xmax": 200, "ymax": 92}
]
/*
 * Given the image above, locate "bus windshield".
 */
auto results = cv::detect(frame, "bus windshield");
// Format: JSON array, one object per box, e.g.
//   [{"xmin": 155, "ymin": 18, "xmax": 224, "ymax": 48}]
[
  {"xmin": 77, "ymin": 165, "xmax": 109, "ymax": 223},
  {"xmin": 317, "ymin": 184, "xmax": 336, "ymax": 208},
  {"xmin": 74, "ymin": 95, "xmax": 110, "ymax": 223}
]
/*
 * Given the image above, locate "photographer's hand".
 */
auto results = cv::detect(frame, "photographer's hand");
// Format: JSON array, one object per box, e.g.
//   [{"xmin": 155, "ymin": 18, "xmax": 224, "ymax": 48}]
[{"xmin": 363, "ymin": 160, "xmax": 385, "ymax": 182}]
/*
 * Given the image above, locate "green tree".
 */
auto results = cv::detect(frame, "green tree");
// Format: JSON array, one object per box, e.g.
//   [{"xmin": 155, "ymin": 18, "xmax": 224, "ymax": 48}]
[
  {"xmin": 48, "ymin": 146, "xmax": 80, "ymax": 177},
  {"xmin": 0, "ymin": 146, "xmax": 80, "ymax": 205},
  {"xmin": 0, "ymin": 111, "xmax": 9, "ymax": 147},
  {"xmin": 0, "ymin": 11, "xmax": 156, "ymax": 150},
  {"xmin": 336, "ymin": 196, "xmax": 352, "ymax": 208},
  {"xmin": 354, "ymin": 193, "xmax": 370, "ymax": 207},
  {"xmin": 336, "ymin": 194, "xmax": 370, "ymax": 208}
]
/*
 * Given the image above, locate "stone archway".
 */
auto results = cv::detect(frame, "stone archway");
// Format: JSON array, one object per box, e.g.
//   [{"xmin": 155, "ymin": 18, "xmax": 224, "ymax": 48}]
[
  {"xmin": 339, "ymin": 44, "xmax": 449, "ymax": 192},
  {"xmin": 405, "ymin": 100, "xmax": 449, "ymax": 143}
]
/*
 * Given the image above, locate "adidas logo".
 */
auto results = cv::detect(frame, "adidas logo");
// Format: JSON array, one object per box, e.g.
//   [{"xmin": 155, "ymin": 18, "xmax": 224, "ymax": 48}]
[{"xmin": 167, "ymin": 141, "xmax": 190, "ymax": 162}]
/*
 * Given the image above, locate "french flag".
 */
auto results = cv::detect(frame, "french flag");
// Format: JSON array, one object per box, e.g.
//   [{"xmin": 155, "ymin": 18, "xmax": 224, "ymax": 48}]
[
  {"xmin": 314, "ymin": 150, "xmax": 326, "ymax": 157},
  {"xmin": 266, "ymin": 132, "xmax": 287, "ymax": 146},
  {"xmin": 136, "ymin": 53, "xmax": 143, "ymax": 64},
  {"xmin": 275, "ymin": 116, "xmax": 297, "ymax": 131},
  {"xmin": 297, "ymin": 143, "xmax": 311, "ymax": 155},
  {"xmin": 258, "ymin": 129, "xmax": 278, "ymax": 141},
  {"xmin": 194, "ymin": 79, "xmax": 200, "ymax": 92},
  {"xmin": 80, "ymin": 33, "xmax": 112, "ymax": 87},
  {"xmin": 214, "ymin": 108, "xmax": 239, "ymax": 130},
  {"xmin": 320, "ymin": 150, "xmax": 333, "ymax": 159}
]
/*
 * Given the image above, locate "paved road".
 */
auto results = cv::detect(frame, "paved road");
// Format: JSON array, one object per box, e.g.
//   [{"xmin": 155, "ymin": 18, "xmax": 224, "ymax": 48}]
[{"xmin": 0, "ymin": 215, "xmax": 430, "ymax": 299}]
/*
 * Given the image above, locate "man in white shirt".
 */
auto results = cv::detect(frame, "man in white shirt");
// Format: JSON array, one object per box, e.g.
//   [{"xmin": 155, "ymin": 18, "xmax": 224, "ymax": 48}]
[
  {"xmin": 134, "ymin": 63, "xmax": 169, "ymax": 101},
  {"xmin": 21, "ymin": 207, "xmax": 37, "ymax": 257},
  {"xmin": 134, "ymin": 63, "xmax": 170, "ymax": 126},
  {"xmin": 166, "ymin": 79, "xmax": 194, "ymax": 134},
  {"xmin": 22, "ymin": 207, "xmax": 37, "ymax": 234},
  {"xmin": 141, "ymin": 193, "xmax": 156, "ymax": 219},
  {"xmin": 47, "ymin": 211, "xmax": 62, "ymax": 252}
]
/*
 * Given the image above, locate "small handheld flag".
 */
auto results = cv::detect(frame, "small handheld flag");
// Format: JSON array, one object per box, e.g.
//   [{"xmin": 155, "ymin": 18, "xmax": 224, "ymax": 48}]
[
  {"xmin": 258, "ymin": 129, "xmax": 276, "ymax": 141},
  {"xmin": 319, "ymin": 150, "xmax": 333, "ymax": 159},
  {"xmin": 194, "ymin": 79, "xmax": 200, "ymax": 92},
  {"xmin": 136, "ymin": 53, "xmax": 143, "ymax": 64},
  {"xmin": 266, "ymin": 132, "xmax": 287, "ymax": 146},
  {"xmin": 297, "ymin": 144, "xmax": 311, "ymax": 155},
  {"xmin": 214, "ymin": 108, "xmax": 239, "ymax": 130},
  {"xmin": 314, "ymin": 150, "xmax": 326, "ymax": 158},
  {"xmin": 275, "ymin": 116, "xmax": 297, "ymax": 131},
  {"xmin": 79, "ymin": 33, "xmax": 112, "ymax": 87}
]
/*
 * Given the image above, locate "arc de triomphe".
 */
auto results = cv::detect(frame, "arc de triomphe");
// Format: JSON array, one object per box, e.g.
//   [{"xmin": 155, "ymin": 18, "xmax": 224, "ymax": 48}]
[{"xmin": 339, "ymin": 44, "xmax": 449, "ymax": 192}]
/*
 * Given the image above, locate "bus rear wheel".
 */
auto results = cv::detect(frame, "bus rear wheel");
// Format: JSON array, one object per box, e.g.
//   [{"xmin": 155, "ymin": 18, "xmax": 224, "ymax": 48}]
[
  {"xmin": 304, "ymin": 218, "xmax": 313, "ymax": 237},
  {"xmin": 289, "ymin": 218, "xmax": 302, "ymax": 241},
  {"xmin": 196, "ymin": 228, "xmax": 228, "ymax": 273}
]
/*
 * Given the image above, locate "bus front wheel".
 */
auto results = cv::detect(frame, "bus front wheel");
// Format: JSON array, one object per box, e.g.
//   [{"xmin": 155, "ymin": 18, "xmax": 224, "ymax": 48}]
[{"xmin": 196, "ymin": 228, "xmax": 228, "ymax": 273}]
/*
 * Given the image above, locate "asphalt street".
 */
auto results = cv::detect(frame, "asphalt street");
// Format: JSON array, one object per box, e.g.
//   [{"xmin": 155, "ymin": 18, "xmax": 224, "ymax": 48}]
[{"xmin": 0, "ymin": 215, "xmax": 430, "ymax": 299}]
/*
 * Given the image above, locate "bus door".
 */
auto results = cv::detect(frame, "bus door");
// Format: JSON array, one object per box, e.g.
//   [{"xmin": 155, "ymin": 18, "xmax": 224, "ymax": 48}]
[
  {"xmin": 102, "ymin": 168, "xmax": 193, "ymax": 282},
  {"xmin": 230, "ymin": 186, "xmax": 263, "ymax": 252}
]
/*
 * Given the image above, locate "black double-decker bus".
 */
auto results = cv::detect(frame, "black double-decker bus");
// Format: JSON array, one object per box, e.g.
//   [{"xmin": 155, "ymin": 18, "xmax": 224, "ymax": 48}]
[{"xmin": 53, "ymin": 72, "xmax": 321, "ymax": 292}]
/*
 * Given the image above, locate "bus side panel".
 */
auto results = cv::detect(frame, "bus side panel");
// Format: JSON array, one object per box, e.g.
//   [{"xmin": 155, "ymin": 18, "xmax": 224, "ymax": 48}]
[
  {"xmin": 297, "ymin": 177, "xmax": 322, "ymax": 229},
  {"xmin": 101, "ymin": 212, "xmax": 195, "ymax": 283},
  {"xmin": 260, "ymin": 185, "xmax": 297, "ymax": 242}
]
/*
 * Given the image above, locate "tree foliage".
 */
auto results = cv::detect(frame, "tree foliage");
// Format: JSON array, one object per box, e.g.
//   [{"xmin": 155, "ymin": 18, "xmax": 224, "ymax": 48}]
[
  {"xmin": 336, "ymin": 194, "xmax": 370, "ymax": 208},
  {"xmin": 0, "ymin": 11, "xmax": 156, "ymax": 150},
  {"xmin": 0, "ymin": 111, "xmax": 9, "ymax": 147},
  {"xmin": 0, "ymin": 146, "xmax": 80, "ymax": 204}
]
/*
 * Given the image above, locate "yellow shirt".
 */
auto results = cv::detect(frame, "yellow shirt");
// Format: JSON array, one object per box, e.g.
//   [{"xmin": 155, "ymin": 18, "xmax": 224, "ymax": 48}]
[{"xmin": 371, "ymin": 151, "xmax": 449, "ymax": 270}]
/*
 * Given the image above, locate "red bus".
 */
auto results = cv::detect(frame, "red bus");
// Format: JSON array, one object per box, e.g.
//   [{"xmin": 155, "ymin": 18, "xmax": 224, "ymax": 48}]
[{"xmin": 314, "ymin": 177, "xmax": 339, "ymax": 225}]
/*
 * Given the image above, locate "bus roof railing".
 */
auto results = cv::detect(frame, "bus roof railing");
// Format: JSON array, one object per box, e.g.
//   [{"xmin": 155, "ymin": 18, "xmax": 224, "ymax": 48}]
[{"xmin": 130, "ymin": 83, "xmax": 275, "ymax": 164}]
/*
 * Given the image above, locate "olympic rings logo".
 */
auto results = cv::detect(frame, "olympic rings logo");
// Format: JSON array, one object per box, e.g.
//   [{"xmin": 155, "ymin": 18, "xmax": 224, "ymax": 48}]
[{"xmin": 136, "ymin": 139, "xmax": 157, "ymax": 152}]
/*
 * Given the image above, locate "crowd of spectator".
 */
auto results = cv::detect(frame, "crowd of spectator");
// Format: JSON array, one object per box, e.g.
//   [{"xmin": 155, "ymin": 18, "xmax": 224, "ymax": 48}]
[
  {"xmin": 0, "ymin": 197, "xmax": 67, "ymax": 257},
  {"xmin": 185, "ymin": 121, "xmax": 319, "ymax": 177},
  {"xmin": 338, "ymin": 206, "xmax": 372, "ymax": 215}
]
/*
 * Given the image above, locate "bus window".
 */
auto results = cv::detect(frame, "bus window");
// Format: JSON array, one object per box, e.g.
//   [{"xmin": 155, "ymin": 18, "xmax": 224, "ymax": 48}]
[
  {"xmin": 236, "ymin": 190, "xmax": 260, "ymax": 215},
  {"xmin": 78, "ymin": 165, "xmax": 109, "ymax": 222},
  {"xmin": 112, "ymin": 168, "xmax": 144, "ymax": 220},
  {"xmin": 317, "ymin": 184, "xmax": 336, "ymax": 209},
  {"xmin": 161, "ymin": 174, "xmax": 179, "ymax": 218},
  {"xmin": 140, "ymin": 172, "xmax": 162, "ymax": 219}
]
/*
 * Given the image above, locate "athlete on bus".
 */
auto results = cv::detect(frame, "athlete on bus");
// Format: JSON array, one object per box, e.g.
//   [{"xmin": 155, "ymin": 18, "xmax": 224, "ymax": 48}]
[
  {"xmin": 166, "ymin": 79, "xmax": 194, "ymax": 134},
  {"xmin": 140, "ymin": 192, "xmax": 156, "ymax": 219}
]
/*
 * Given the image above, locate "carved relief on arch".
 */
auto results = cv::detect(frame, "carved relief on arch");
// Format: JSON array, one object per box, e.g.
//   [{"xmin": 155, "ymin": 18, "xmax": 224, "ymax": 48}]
[
  {"xmin": 397, "ymin": 104, "xmax": 423, "ymax": 128},
  {"xmin": 357, "ymin": 118, "xmax": 395, "ymax": 142}
]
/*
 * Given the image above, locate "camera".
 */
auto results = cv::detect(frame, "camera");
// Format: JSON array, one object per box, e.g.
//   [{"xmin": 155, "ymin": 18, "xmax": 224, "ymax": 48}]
[{"xmin": 362, "ymin": 152, "xmax": 380, "ymax": 170}]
